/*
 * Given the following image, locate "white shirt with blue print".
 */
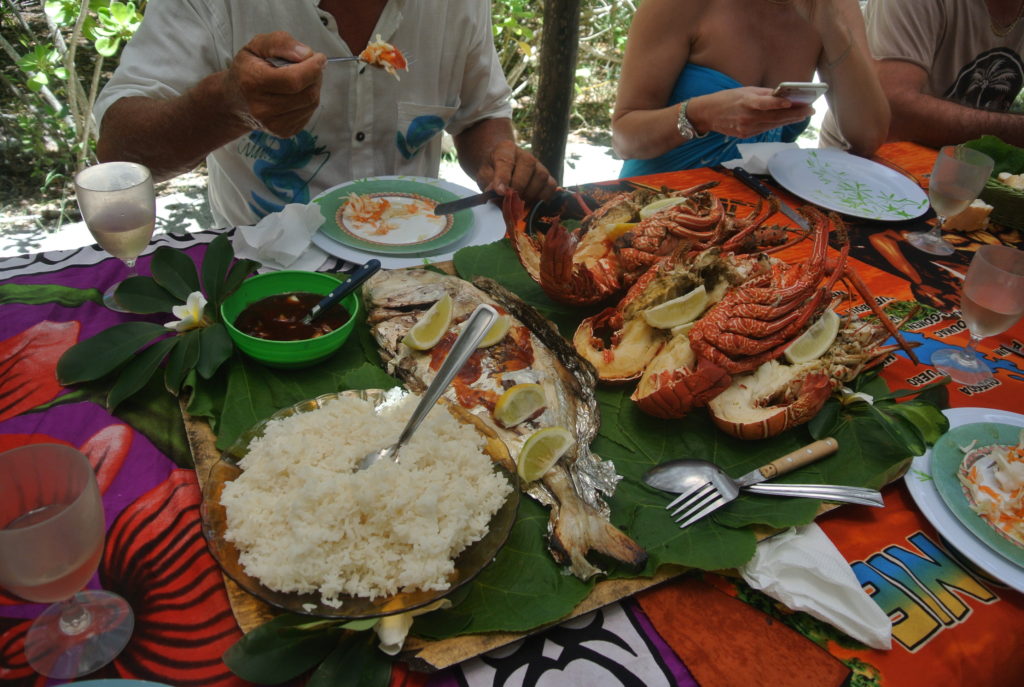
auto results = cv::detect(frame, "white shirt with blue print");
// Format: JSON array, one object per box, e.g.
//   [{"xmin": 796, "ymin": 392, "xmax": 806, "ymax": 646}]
[{"xmin": 95, "ymin": 0, "xmax": 513, "ymax": 227}]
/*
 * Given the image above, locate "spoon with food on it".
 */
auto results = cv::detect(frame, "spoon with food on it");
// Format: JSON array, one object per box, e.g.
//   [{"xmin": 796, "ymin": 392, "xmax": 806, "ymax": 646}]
[{"xmin": 265, "ymin": 36, "xmax": 408, "ymax": 79}]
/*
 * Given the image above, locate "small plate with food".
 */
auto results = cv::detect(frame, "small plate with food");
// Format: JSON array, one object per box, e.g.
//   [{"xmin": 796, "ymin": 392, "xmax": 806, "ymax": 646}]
[
  {"xmin": 931, "ymin": 420, "xmax": 1024, "ymax": 567},
  {"xmin": 311, "ymin": 176, "xmax": 505, "ymax": 269},
  {"xmin": 199, "ymin": 388, "xmax": 519, "ymax": 619},
  {"xmin": 314, "ymin": 177, "xmax": 473, "ymax": 255},
  {"xmin": 905, "ymin": 408, "xmax": 1024, "ymax": 591}
]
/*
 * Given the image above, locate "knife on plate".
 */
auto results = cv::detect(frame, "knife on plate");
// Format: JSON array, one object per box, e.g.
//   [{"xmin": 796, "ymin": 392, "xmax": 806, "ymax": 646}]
[
  {"xmin": 433, "ymin": 189, "xmax": 500, "ymax": 215},
  {"xmin": 728, "ymin": 166, "xmax": 810, "ymax": 231}
]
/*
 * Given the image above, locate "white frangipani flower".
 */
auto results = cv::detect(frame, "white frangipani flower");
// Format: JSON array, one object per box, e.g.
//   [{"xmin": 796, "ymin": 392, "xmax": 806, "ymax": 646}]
[
  {"xmin": 839, "ymin": 386, "xmax": 874, "ymax": 406},
  {"xmin": 373, "ymin": 599, "xmax": 451, "ymax": 655},
  {"xmin": 164, "ymin": 291, "xmax": 208, "ymax": 332}
]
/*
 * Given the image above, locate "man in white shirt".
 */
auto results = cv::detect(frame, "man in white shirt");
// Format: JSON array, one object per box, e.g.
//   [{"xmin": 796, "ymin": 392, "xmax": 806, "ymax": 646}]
[
  {"xmin": 95, "ymin": 0, "xmax": 556, "ymax": 227},
  {"xmin": 821, "ymin": 0, "xmax": 1024, "ymax": 149}
]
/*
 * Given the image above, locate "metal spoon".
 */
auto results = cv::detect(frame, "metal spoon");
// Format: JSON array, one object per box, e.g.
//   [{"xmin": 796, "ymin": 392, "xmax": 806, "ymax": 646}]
[
  {"xmin": 357, "ymin": 304, "xmax": 498, "ymax": 471},
  {"xmin": 301, "ymin": 259, "xmax": 380, "ymax": 326}
]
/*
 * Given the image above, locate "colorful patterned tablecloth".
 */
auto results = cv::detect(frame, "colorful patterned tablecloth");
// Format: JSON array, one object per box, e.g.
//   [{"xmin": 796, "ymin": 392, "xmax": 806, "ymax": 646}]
[{"xmin": 2, "ymin": 142, "xmax": 1023, "ymax": 686}]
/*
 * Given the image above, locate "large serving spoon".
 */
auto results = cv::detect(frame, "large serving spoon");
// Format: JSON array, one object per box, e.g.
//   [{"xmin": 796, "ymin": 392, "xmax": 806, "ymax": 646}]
[{"xmin": 357, "ymin": 304, "xmax": 498, "ymax": 471}]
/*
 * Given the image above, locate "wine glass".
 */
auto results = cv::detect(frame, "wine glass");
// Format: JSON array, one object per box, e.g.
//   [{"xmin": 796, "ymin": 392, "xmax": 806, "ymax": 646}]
[
  {"xmin": 906, "ymin": 145, "xmax": 994, "ymax": 256},
  {"xmin": 74, "ymin": 161, "xmax": 156, "ymax": 311},
  {"xmin": 931, "ymin": 245, "xmax": 1024, "ymax": 385},
  {"xmin": 0, "ymin": 444, "xmax": 134, "ymax": 679}
]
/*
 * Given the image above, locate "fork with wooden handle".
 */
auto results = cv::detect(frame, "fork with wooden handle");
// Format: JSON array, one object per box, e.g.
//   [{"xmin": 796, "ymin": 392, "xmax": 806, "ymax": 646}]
[{"xmin": 664, "ymin": 438, "xmax": 881, "ymax": 528}]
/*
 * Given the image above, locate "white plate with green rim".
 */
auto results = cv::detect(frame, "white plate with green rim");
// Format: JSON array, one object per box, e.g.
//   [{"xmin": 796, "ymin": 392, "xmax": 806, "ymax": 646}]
[
  {"xmin": 904, "ymin": 408, "xmax": 1024, "ymax": 592},
  {"xmin": 931, "ymin": 421, "xmax": 1024, "ymax": 566},
  {"xmin": 311, "ymin": 176, "xmax": 504, "ymax": 268},
  {"xmin": 768, "ymin": 148, "xmax": 929, "ymax": 221},
  {"xmin": 315, "ymin": 177, "xmax": 471, "ymax": 255}
]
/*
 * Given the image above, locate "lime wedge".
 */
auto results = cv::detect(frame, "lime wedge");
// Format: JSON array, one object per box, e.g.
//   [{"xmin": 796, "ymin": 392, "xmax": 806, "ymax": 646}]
[
  {"xmin": 642, "ymin": 285, "xmax": 708, "ymax": 329},
  {"xmin": 493, "ymin": 383, "xmax": 547, "ymax": 428},
  {"xmin": 784, "ymin": 309, "xmax": 840, "ymax": 363},
  {"xmin": 517, "ymin": 426, "xmax": 574, "ymax": 482},
  {"xmin": 402, "ymin": 294, "xmax": 453, "ymax": 350},
  {"xmin": 639, "ymin": 196, "xmax": 690, "ymax": 219}
]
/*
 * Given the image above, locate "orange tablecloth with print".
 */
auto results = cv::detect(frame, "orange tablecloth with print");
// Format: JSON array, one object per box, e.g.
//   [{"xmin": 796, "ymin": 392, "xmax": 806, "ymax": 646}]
[{"xmin": 2, "ymin": 141, "xmax": 1022, "ymax": 687}]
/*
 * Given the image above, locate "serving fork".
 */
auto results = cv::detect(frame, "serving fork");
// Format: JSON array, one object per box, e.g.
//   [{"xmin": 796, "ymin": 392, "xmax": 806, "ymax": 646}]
[{"xmin": 656, "ymin": 438, "xmax": 882, "ymax": 528}]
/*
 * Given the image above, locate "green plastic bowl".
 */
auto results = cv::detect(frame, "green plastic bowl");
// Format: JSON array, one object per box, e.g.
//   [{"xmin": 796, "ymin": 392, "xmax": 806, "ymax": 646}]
[{"xmin": 220, "ymin": 271, "xmax": 360, "ymax": 368}]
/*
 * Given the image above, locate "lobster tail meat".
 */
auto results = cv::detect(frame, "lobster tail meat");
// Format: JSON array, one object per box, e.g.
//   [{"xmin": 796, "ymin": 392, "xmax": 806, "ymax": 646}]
[{"xmin": 707, "ymin": 314, "xmax": 904, "ymax": 439}]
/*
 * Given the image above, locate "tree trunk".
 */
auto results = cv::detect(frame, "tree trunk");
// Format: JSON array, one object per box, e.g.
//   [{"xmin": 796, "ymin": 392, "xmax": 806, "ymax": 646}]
[{"xmin": 531, "ymin": 0, "xmax": 580, "ymax": 185}]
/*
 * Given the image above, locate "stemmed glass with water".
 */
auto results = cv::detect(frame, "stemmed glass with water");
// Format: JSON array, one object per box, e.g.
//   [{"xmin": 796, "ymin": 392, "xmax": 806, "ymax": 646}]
[
  {"xmin": 0, "ymin": 444, "xmax": 134, "ymax": 678},
  {"xmin": 931, "ymin": 245, "xmax": 1024, "ymax": 385},
  {"xmin": 74, "ymin": 161, "xmax": 156, "ymax": 311},
  {"xmin": 907, "ymin": 145, "xmax": 994, "ymax": 256}
]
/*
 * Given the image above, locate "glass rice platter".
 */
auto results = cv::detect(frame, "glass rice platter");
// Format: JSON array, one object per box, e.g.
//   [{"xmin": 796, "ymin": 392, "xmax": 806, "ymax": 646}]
[{"xmin": 199, "ymin": 389, "xmax": 520, "ymax": 619}]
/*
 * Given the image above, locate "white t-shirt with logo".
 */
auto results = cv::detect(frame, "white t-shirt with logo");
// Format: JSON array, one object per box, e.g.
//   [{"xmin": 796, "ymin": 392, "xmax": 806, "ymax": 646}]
[
  {"xmin": 820, "ymin": 0, "xmax": 1024, "ymax": 148},
  {"xmin": 95, "ymin": 0, "xmax": 513, "ymax": 227}
]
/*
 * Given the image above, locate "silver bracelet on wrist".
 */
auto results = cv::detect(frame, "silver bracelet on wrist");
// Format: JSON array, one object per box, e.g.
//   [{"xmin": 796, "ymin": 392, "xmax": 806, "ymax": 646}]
[{"xmin": 676, "ymin": 99, "xmax": 707, "ymax": 141}]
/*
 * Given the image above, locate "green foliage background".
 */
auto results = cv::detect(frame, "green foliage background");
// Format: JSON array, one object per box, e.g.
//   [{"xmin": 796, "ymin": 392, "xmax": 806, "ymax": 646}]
[{"xmin": 1, "ymin": 0, "xmax": 632, "ymax": 220}]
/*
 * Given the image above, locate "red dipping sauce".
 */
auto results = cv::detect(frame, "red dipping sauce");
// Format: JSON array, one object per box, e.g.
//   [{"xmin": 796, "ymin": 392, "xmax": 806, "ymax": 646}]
[{"xmin": 234, "ymin": 292, "xmax": 350, "ymax": 341}]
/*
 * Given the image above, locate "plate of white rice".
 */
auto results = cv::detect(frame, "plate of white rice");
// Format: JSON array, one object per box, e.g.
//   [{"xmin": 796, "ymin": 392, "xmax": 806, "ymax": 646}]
[{"xmin": 200, "ymin": 388, "xmax": 519, "ymax": 619}]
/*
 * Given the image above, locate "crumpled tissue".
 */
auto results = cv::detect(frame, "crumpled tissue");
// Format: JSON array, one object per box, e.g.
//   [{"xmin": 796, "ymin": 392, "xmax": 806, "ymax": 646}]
[
  {"xmin": 232, "ymin": 203, "xmax": 329, "ymax": 272},
  {"xmin": 739, "ymin": 522, "xmax": 892, "ymax": 650},
  {"xmin": 721, "ymin": 142, "xmax": 799, "ymax": 175}
]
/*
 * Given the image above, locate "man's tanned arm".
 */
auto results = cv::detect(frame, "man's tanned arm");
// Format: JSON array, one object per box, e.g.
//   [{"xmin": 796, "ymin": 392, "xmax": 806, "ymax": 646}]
[
  {"xmin": 879, "ymin": 58, "xmax": 1024, "ymax": 147},
  {"xmin": 97, "ymin": 32, "xmax": 326, "ymax": 182}
]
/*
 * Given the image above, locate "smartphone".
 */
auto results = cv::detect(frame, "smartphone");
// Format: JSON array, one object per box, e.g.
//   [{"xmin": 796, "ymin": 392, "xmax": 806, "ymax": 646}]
[{"xmin": 772, "ymin": 82, "xmax": 829, "ymax": 105}]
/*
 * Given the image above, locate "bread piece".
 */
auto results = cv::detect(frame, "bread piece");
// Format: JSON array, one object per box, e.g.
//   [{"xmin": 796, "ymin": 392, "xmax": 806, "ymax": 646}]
[
  {"xmin": 944, "ymin": 198, "xmax": 993, "ymax": 231},
  {"xmin": 997, "ymin": 172, "xmax": 1024, "ymax": 190}
]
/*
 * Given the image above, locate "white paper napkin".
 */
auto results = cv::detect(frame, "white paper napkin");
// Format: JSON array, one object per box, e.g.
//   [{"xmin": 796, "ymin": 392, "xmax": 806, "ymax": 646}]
[
  {"xmin": 721, "ymin": 142, "xmax": 799, "ymax": 175},
  {"xmin": 739, "ymin": 523, "xmax": 892, "ymax": 649},
  {"xmin": 232, "ymin": 203, "xmax": 329, "ymax": 272}
]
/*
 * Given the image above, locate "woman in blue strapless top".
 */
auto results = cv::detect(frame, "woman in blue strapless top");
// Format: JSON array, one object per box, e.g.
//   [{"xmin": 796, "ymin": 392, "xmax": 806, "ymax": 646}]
[{"xmin": 613, "ymin": 0, "xmax": 889, "ymax": 178}]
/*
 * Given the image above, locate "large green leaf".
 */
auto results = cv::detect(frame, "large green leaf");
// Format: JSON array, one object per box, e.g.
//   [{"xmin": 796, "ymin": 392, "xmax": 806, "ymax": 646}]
[
  {"xmin": 414, "ymin": 498, "xmax": 592, "ymax": 638},
  {"xmin": 453, "ymin": 240, "xmax": 603, "ymax": 339},
  {"xmin": 224, "ymin": 614, "xmax": 343, "ymax": 685},
  {"xmin": 202, "ymin": 234, "xmax": 233, "ymax": 308},
  {"xmin": 306, "ymin": 634, "xmax": 391, "ymax": 687},
  {"xmin": 114, "ymin": 276, "xmax": 180, "ymax": 313},
  {"xmin": 164, "ymin": 329, "xmax": 201, "ymax": 394},
  {"xmin": 221, "ymin": 258, "xmax": 262, "ymax": 308},
  {"xmin": 107, "ymin": 337, "xmax": 179, "ymax": 410},
  {"xmin": 186, "ymin": 319, "xmax": 398, "ymax": 449},
  {"xmin": 150, "ymin": 245, "xmax": 201, "ymax": 301},
  {"xmin": 196, "ymin": 323, "xmax": 234, "ymax": 379},
  {"xmin": 56, "ymin": 321, "xmax": 168, "ymax": 384}
]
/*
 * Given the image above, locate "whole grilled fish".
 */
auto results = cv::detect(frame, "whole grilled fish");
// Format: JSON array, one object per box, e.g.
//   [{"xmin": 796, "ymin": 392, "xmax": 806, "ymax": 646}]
[{"xmin": 363, "ymin": 269, "xmax": 647, "ymax": 580}]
